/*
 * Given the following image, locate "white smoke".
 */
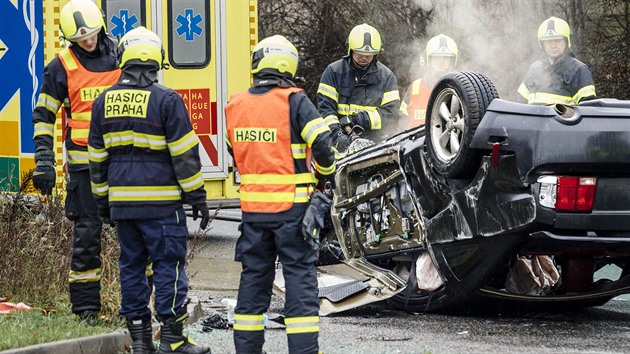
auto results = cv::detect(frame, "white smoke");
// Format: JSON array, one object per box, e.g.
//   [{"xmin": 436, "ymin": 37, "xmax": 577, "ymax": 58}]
[{"xmin": 414, "ymin": 0, "xmax": 550, "ymax": 101}]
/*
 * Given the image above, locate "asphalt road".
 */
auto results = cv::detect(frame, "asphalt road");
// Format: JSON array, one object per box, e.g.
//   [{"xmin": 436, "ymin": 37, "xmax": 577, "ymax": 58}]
[{"xmin": 185, "ymin": 213, "xmax": 630, "ymax": 354}]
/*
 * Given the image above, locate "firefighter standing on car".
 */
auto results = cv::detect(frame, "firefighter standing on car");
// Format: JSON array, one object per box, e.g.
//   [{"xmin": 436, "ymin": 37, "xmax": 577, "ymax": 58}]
[
  {"xmin": 400, "ymin": 34, "xmax": 458, "ymax": 128},
  {"xmin": 30, "ymin": 0, "xmax": 122, "ymax": 325},
  {"xmin": 225, "ymin": 35, "xmax": 336, "ymax": 354},
  {"xmin": 317, "ymin": 23, "xmax": 400, "ymax": 151},
  {"xmin": 517, "ymin": 16, "xmax": 596, "ymax": 105},
  {"xmin": 88, "ymin": 27, "xmax": 211, "ymax": 354}
]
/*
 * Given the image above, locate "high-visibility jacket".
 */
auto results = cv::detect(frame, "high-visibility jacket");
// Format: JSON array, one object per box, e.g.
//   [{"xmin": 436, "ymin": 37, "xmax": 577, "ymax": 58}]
[
  {"xmin": 59, "ymin": 48, "xmax": 121, "ymax": 149},
  {"xmin": 226, "ymin": 86, "xmax": 334, "ymax": 214},
  {"xmin": 400, "ymin": 79, "xmax": 432, "ymax": 128},
  {"xmin": 317, "ymin": 57, "xmax": 400, "ymax": 142},
  {"xmin": 33, "ymin": 35, "xmax": 120, "ymax": 171},
  {"xmin": 88, "ymin": 82, "xmax": 206, "ymax": 220},
  {"xmin": 517, "ymin": 53, "xmax": 596, "ymax": 105}
]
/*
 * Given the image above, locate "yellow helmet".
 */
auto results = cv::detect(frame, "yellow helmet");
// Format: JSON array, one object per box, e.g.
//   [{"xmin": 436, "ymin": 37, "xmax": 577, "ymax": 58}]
[
  {"xmin": 347, "ymin": 24, "xmax": 382, "ymax": 56},
  {"xmin": 118, "ymin": 26, "xmax": 164, "ymax": 68},
  {"xmin": 537, "ymin": 16, "xmax": 571, "ymax": 49},
  {"xmin": 251, "ymin": 35, "xmax": 299, "ymax": 79},
  {"xmin": 425, "ymin": 34, "xmax": 458, "ymax": 66},
  {"xmin": 59, "ymin": 0, "xmax": 105, "ymax": 41}
]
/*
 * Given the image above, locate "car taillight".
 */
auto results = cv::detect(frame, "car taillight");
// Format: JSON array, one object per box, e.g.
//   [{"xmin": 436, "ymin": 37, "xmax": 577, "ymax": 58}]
[{"xmin": 538, "ymin": 176, "xmax": 596, "ymax": 212}]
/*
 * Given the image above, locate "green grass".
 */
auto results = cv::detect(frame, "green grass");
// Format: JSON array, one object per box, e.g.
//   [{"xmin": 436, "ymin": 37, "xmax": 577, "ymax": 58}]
[
  {"xmin": 0, "ymin": 171, "xmax": 122, "ymax": 350},
  {"xmin": 0, "ymin": 301, "xmax": 121, "ymax": 351},
  {"xmin": 0, "ymin": 170, "xmax": 208, "ymax": 350}
]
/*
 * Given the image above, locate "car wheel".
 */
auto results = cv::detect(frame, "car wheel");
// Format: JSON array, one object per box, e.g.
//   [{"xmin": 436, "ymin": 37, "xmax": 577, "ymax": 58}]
[{"xmin": 425, "ymin": 71, "xmax": 499, "ymax": 178}]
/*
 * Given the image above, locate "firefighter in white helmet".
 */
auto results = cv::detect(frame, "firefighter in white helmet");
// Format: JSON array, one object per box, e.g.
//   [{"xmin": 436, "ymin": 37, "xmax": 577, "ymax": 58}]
[
  {"xmin": 317, "ymin": 23, "xmax": 400, "ymax": 153},
  {"xmin": 400, "ymin": 34, "xmax": 458, "ymax": 128},
  {"xmin": 517, "ymin": 16, "xmax": 596, "ymax": 105}
]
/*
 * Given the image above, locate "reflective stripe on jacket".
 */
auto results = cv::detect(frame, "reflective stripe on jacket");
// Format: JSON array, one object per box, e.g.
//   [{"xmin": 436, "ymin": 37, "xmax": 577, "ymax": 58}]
[
  {"xmin": 316, "ymin": 57, "xmax": 400, "ymax": 141},
  {"xmin": 88, "ymin": 83, "xmax": 206, "ymax": 220},
  {"xmin": 226, "ymin": 87, "xmax": 318, "ymax": 213},
  {"xmin": 58, "ymin": 48, "xmax": 120, "ymax": 148},
  {"xmin": 401, "ymin": 79, "xmax": 431, "ymax": 128},
  {"xmin": 517, "ymin": 54, "xmax": 596, "ymax": 105}
]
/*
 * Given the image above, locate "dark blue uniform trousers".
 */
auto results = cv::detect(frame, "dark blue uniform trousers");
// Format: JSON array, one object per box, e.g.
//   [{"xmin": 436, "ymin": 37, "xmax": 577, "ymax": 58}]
[
  {"xmin": 116, "ymin": 206, "xmax": 189, "ymax": 320},
  {"xmin": 234, "ymin": 217, "xmax": 319, "ymax": 354}
]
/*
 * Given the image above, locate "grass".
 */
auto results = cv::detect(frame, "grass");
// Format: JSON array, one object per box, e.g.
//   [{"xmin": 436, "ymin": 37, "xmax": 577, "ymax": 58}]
[
  {"xmin": 0, "ymin": 170, "xmax": 121, "ymax": 350},
  {"xmin": 0, "ymin": 301, "xmax": 121, "ymax": 351},
  {"xmin": 0, "ymin": 169, "xmax": 210, "ymax": 351}
]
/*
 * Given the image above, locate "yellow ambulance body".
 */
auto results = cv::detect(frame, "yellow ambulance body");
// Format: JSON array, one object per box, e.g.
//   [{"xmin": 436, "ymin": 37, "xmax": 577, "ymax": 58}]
[{"xmin": 0, "ymin": 0, "xmax": 256, "ymax": 204}]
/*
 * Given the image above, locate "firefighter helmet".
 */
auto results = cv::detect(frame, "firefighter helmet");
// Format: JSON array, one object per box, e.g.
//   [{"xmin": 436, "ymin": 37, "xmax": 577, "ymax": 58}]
[
  {"xmin": 251, "ymin": 35, "xmax": 299, "ymax": 79},
  {"xmin": 537, "ymin": 16, "xmax": 571, "ymax": 48},
  {"xmin": 59, "ymin": 0, "xmax": 105, "ymax": 42},
  {"xmin": 425, "ymin": 34, "xmax": 458, "ymax": 66},
  {"xmin": 118, "ymin": 26, "xmax": 164, "ymax": 68},
  {"xmin": 347, "ymin": 24, "xmax": 382, "ymax": 56}
]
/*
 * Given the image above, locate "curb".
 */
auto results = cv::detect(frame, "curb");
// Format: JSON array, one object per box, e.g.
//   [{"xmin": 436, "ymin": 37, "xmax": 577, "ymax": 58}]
[{"xmin": 1, "ymin": 296, "xmax": 205, "ymax": 354}]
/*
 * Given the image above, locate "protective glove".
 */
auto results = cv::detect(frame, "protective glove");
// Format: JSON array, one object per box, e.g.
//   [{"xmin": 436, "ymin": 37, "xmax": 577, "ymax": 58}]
[
  {"xmin": 339, "ymin": 114, "xmax": 357, "ymax": 130},
  {"xmin": 332, "ymin": 128, "xmax": 352, "ymax": 152},
  {"xmin": 316, "ymin": 172, "xmax": 336, "ymax": 191},
  {"xmin": 97, "ymin": 207, "xmax": 115, "ymax": 227},
  {"xmin": 192, "ymin": 202, "xmax": 210, "ymax": 230},
  {"xmin": 32, "ymin": 148, "xmax": 56, "ymax": 195}
]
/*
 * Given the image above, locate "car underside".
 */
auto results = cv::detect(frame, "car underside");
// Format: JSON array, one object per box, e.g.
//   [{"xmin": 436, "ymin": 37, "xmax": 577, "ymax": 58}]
[{"xmin": 309, "ymin": 72, "xmax": 630, "ymax": 315}]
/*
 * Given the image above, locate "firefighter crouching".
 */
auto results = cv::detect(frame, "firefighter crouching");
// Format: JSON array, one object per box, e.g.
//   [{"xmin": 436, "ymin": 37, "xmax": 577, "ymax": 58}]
[
  {"xmin": 225, "ymin": 35, "xmax": 336, "ymax": 354},
  {"xmin": 31, "ymin": 0, "xmax": 121, "ymax": 325},
  {"xmin": 88, "ymin": 27, "xmax": 211, "ymax": 354}
]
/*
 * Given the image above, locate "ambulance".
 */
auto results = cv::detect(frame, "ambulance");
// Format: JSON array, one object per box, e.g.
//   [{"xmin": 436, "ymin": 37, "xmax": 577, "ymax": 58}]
[{"xmin": 0, "ymin": 0, "xmax": 257, "ymax": 204}]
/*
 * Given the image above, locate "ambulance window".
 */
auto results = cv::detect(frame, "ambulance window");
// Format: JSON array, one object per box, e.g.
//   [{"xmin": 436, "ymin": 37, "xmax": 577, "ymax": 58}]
[
  {"xmin": 102, "ymin": 0, "xmax": 147, "ymax": 40},
  {"xmin": 167, "ymin": 0, "xmax": 210, "ymax": 68}
]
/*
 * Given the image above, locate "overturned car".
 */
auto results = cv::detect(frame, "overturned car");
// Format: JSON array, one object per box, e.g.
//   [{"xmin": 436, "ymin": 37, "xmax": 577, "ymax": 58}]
[{"xmin": 307, "ymin": 71, "xmax": 630, "ymax": 314}]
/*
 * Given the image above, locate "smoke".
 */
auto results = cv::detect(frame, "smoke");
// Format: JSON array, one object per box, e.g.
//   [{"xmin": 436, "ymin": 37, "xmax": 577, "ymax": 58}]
[{"xmin": 413, "ymin": 0, "xmax": 549, "ymax": 101}]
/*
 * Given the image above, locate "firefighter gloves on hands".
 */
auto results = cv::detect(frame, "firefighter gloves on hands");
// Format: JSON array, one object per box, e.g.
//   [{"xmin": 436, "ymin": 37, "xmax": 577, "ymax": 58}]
[
  {"xmin": 302, "ymin": 190, "xmax": 332, "ymax": 250},
  {"xmin": 32, "ymin": 148, "xmax": 56, "ymax": 195},
  {"xmin": 315, "ymin": 172, "xmax": 335, "ymax": 191},
  {"xmin": 192, "ymin": 202, "xmax": 210, "ymax": 230},
  {"xmin": 332, "ymin": 128, "xmax": 353, "ymax": 152},
  {"xmin": 98, "ymin": 207, "xmax": 115, "ymax": 227}
]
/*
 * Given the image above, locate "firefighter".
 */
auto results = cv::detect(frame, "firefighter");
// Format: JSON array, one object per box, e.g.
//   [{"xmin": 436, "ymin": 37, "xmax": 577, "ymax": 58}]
[
  {"xmin": 400, "ymin": 34, "xmax": 458, "ymax": 128},
  {"xmin": 225, "ymin": 35, "xmax": 336, "ymax": 354},
  {"xmin": 88, "ymin": 27, "xmax": 211, "ymax": 354},
  {"xmin": 317, "ymin": 23, "xmax": 400, "ymax": 150},
  {"xmin": 517, "ymin": 16, "xmax": 596, "ymax": 105},
  {"xmin": 30, "ymin": 0, "xmax": 121, "ymax": 325}
]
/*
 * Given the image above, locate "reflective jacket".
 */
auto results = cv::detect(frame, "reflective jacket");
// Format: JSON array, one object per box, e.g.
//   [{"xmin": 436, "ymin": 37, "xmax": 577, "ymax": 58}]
[
  {"xmin": 33, "ymin": 32, "xmax": 120, "ymax": 171},
  {"xmin": 226, "ymin": 85, "xmax": 335, "ymax": 222},
  {"xmin": 400, "ymin": 78, "xmax": 432, "ymax": 128},
  {"xmin": 317, "ymin": 57, "xmax": 400, "ymax": 142},
  {"xmin": 517, "ymin": 53, "xmax": 596, "ymax": 105},
  {"xmin": 88, "ymin": 81, "xmax": 206, "ymax": 220}
]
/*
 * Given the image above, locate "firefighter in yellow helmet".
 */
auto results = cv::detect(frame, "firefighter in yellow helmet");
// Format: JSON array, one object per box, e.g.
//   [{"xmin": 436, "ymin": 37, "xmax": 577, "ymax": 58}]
[
  {"xmin": 400, "ymin": 34, "xmax": 458, "ymax": 128},
  {"xmin": 225, "ymin": 35, "xmax": 335, "ymax": 354},
  {"xmin": 517, "ymin": 16, "xmax": 596, "ymax": 105},
  {"xmin": 317, "ymin": 23, "xmax": 400, "ymax": 153},
  {"xmin": 89, "ymin": 26, "xmax": 211, "ymax": 354},
  {"xmin": 31, "ymin": 0, "xmax": 121, "ymax": 325}
]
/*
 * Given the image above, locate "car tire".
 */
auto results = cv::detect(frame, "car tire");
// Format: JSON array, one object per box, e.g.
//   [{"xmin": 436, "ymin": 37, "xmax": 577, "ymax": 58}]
[{"xmin": 425, "ymin": 71, "xmax": 499, "ymax": 178}]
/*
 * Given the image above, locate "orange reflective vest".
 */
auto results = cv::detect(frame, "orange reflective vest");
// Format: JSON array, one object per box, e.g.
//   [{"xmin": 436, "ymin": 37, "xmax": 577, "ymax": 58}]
[
  {"xmin": 405, "ymin": 79, "xmax": 432, "ymax": 128},
  {"xmin": 58, "ymin": 48, "xmax": 120, "ymax": 146},
  {"xmin": 226, "ymin": 87, "xmax": 317, "ymax": 213}
]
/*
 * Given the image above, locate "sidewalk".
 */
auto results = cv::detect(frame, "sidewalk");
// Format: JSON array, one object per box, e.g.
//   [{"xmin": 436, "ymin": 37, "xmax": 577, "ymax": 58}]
[{"xmin": 0, "ymin": 296, "xmax": 205, "ymax": 354}]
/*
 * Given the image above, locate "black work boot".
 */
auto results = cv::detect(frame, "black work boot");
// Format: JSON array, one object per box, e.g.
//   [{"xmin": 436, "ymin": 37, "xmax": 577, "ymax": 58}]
[
  {"xmin": 78, "ymin": 310, "xmax": 98, "ymax": 326},
  {"xmin": 127, "ymin": 317, "xmax": 158, "ymax": 354},
  {"xmin": 159, "ymin": 310, "xmax": 211, "ymax": 354}
]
